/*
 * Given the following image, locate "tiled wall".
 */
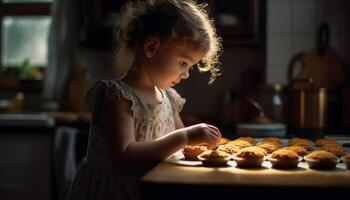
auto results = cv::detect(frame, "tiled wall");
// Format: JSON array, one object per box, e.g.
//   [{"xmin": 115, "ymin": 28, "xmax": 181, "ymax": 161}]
[{"xmin": 267, "ymin": 0, "xmax": 350, "ymax": 84}]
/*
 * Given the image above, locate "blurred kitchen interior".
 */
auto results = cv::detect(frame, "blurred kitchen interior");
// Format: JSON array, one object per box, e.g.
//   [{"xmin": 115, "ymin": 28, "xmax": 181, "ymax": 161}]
[{"xmin": 0, "ymin": 0, "xmax": 350, "ymax": 200}]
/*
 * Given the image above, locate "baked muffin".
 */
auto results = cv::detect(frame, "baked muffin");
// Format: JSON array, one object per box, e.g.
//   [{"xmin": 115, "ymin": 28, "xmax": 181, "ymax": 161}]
[
  {"xmin": 343, "ymin": 153, "xmax": 350, "ymax": 160},
  {"xmin": 321, "ymin": 143, "xmax": 347, "ymax": 157},
  {"xmin": 197, "ymin": 150, "xmax": 231, "ymax": 167},
  {"xmin": 261, "ymin": 137, "xmax": 283, "ymax": 145},
  {"xmin": 217, "ymin": 143, "xmax": 241, "ymax": 155},
  {"xmin": 228, "ymin": 140, "xmax": 252, "ymax": 148},
  {"xmin": 268, "ymin": 149, "xmax": 301, "ymax": 169},
  {"xmin": 218, "ymin": 137, "xmax": 230, "ymax": 145},
  {"xmin": 282, "ymin": 146, "xmax": 309, "ymax": 157},
  {"xmin": 315, "ymin": 138, "xmax": 335, "ymax": 147},
  {"xmin": 288, "ymin": 138, "xmax": 312, "ymax": 146},
  {"xmin": 233, "ymin": 146, "xmax": 266, "ymax": 168},
  {"xmin": 183, "ymin": 145, "xmax": 207, "ymax": 161},
  {"xmin": 236, "ymin": 137, "xmax": 256, "ymax": 144},
  {"xmin": 199, "ymin": 150, "xmax": 231, "ymax": 159},
  {"xmin": 289, "ymin": 142, "xmax": 313, "ymax": 151},
  {"xmin": 256, "ymin": 141, "xmax": 280, "ymax": 154},
  {"xmin": 304, "ymin": 150, "xmax": 340, "ymax": 170},
  {"xmin": 341, "ymin": 153, "xmax": 350, "ymax": 170}
]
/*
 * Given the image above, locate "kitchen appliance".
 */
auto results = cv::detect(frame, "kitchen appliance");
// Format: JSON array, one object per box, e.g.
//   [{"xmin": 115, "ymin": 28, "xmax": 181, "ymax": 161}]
[
  {"xmin": 286, "ymin": 23, "xmax": 346, "ymax": 132},
  {"xmin": 289, "ymin": 79, "xmax": 328, "ymax": 130}
]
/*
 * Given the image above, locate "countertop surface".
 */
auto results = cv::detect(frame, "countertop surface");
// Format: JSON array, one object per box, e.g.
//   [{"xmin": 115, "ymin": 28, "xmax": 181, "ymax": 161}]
[{"xmin": 142, "ymin": 160, "xmax": 350, "ymax": 187}]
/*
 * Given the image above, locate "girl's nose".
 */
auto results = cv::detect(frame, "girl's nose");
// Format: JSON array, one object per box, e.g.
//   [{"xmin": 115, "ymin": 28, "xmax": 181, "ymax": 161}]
[{"xmin": 181, "ymin": 71, "xmax": 190, "ymax": 79}]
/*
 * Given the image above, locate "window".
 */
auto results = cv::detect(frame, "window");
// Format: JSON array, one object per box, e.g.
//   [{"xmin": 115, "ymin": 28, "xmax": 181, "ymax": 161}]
[
  {"xmin": 0, "ymin": 0, "xmax": 52, "ymax": 69},
  {"xmin": 3, "ymin": 0, "xmax": 52, "ymax": 3}
]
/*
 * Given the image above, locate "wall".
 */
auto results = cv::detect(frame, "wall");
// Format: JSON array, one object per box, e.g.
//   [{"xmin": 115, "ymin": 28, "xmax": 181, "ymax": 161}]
[
  {"xmin": 176, "ymin": 47, "xmax": 265, "ymax": 117},
  {"xmin": 267, "ymin": 0, "xmax": 350, "ymax": 84}
]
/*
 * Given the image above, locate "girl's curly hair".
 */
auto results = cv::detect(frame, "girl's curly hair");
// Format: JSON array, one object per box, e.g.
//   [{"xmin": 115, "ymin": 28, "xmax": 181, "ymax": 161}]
[{"xmin": 114, "ymin": 0, "xmax": 222, "ymax": 84}]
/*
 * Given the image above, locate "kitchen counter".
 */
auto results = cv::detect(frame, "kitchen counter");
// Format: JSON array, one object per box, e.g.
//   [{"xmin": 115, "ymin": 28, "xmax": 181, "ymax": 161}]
[
  {"xmin": 142, "ymin": 161, "xmax": 350, "ymax": 187},
  {"xmin": 43, "ymin": 111, "xmax": 90, "ymax": 124},
  {"xmin": 141, "ymin": 159, "xmax": 350, "ymax": 199}
]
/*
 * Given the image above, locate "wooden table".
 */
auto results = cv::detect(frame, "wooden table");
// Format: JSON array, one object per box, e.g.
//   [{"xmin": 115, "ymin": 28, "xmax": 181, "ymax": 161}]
[{"xmin": 141, "ymin": 160, "xmax": 350, "ymax": 200}]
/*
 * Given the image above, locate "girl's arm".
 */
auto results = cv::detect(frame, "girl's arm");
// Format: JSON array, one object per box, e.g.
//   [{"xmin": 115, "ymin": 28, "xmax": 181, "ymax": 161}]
[
  {"xmin": 174, "ymin": 113, "xmax": 185, "ymax": 129},
  {"xmin": 99, "ymin": 95, "xmax": 220, "ymax": 172}
]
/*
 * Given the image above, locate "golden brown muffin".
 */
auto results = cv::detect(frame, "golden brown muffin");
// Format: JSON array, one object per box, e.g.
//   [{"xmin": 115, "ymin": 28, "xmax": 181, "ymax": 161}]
[
  {"xmin": 234, "ymin": 146, "xmax": 266, "ymax": 168},
  {"xmin": 289, "ymin": 142, "xmax": 313, "ymax": 151},
  {"xmin": 256, "ymin": 141, "xmax": 279, "ymax": 154},
  {"xmin": 228, "ymin": 140, "xmax": 252, "ymax": 148},
  {"xmin": 315, "ymin": 138, "xmax": 335, "ymax": 147},
  {"xmin": 261, "ymin": 137, "xmax": 283, "ymax": 145},
  {"xmin": 282, "ymin": 146, "xmax": 309, "ymax": 157},
  {"xmin": 305, "ymin": 150, "xmax": 339, "ymax": 170},
  {"xmin": 236, "ymin": 146, "xmax": 267, "ymax": 159},
  {"xmin": 344, "ymin": 153, "xmax": 350, "ymax": 160},
  {"xmin": 218, "ymin": 137, "xmax": 230, "ymax": 145},
  {"xmin": 236, "ymin": 137, "xmax": 256, "ymax": 144},
  {"xmin": 183, "ymin": 145, "xmax": 207, "ymax": 161},
  {"xmin": 217, "ymin": 143, "xmax": 241, "ymax": 155},
  {"xmin": 269, "ymin": 149, "xmax": 301, "ymax": 169},
  {"xmin": 321, "ymin": 143, "xmax": 347, "ymax": 157},
  {"xmin": 198, "ymin": 150, "xmax": 231, "ymax": 167},
  {"xmin": 306, "ymin": 150, "xmax": 338, "ymax": 161},
  {"xmin": 199, "ymin": 150, "xmax": 231, "ymax": 159},
  {"xmin": 288, "ymin": 137, "xmax": 312, "ymax": 146},
  {"xmin": 271, "ymin": 149, "xmax": 299, "ymax": 160}
]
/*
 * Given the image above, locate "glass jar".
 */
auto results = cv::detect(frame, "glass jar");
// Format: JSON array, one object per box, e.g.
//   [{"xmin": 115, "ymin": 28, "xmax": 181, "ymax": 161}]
[{"xmin": 256, "ymin": 84, "xmax": 288, "ymax": 123}]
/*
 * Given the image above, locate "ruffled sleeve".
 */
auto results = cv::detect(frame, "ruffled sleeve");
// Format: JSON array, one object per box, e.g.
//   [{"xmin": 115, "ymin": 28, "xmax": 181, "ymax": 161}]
[
  {"xmin": 165, "ymin": 88, "xmax": 186, "ymax": 114},
  {"xmin": 85, "ymin": 80, "xmax": 141, "ymax": 119}
]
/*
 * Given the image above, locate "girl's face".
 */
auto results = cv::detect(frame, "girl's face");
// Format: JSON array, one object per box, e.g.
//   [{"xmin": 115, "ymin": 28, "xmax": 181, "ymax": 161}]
[{"xmin": 142, "ymin": 38, "xmax": 207, "ymax": 89}]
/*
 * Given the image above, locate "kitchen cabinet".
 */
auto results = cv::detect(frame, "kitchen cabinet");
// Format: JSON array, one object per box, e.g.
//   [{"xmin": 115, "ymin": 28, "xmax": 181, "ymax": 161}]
[
  {"xmin": 0, "ymin": 114, "xmax": 55, "ymax": 200},
  {"xmin": 0, "ymin": 113, "xmax": 89, "ymax": 200},
  {"xmin": 79, "ymin": 0, "xmax": 266, "ymax": 47},
  {"xmin": 200, "ymin": 0, "xmax": 266, "ymax": 46}
]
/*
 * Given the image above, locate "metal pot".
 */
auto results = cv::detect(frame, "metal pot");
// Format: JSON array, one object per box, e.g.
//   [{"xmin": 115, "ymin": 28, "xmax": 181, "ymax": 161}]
[{"xmin": 289, "ymin": 79, "xmax": 328, "ymax": 130}]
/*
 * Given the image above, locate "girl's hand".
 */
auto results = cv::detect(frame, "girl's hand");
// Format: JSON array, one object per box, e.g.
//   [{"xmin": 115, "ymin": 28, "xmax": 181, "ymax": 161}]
[{"xmin": 182, "ymin": 123, "xmax": 222, "ymax": 149}]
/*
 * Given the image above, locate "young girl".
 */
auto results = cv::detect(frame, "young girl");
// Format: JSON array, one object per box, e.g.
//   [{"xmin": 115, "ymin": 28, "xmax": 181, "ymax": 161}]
[{"xmin": 67, "ymin": 0, "xmax": 222, "ymax": 199}]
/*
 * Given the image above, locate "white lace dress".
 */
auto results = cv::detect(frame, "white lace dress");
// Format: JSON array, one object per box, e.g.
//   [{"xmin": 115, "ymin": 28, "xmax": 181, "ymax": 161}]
[{"xmin": 66, "ymin": 79, "xmax": 186, "ymax": 200}]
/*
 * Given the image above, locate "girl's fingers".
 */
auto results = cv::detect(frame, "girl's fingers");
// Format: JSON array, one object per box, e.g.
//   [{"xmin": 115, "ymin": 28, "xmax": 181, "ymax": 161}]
[
  {"xmin": 205, "ymin": 126, "xmax": 221, "ymax": 143},
  {"xmin": 207, "ymin": 125, "xmax": 222, "ymax": 138},
  {"xmin": 204, "ymin": 129, "xmax": 219, "ymax": 149}
]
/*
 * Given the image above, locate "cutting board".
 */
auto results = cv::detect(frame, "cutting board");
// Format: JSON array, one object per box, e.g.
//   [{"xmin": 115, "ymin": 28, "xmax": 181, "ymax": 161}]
[{"xmin": 288, "ymin": 47, "xmax": 346, "ymax": 90}]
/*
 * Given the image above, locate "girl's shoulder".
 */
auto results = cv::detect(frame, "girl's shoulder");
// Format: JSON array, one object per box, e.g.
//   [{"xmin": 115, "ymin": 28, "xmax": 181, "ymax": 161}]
[
  {"xmin": 164, "ymin": 87, "xmax": 186, "ymax": 114},
  {"xmin": 85, "ymin": 79, "xmax": 140, "ymax": 117}
]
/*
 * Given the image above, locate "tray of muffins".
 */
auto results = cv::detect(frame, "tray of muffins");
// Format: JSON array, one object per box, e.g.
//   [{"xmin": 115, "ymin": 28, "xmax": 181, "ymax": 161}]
[{"xmin": 166, "ymin": 137, "xmax": 350, "ymax": 170}]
